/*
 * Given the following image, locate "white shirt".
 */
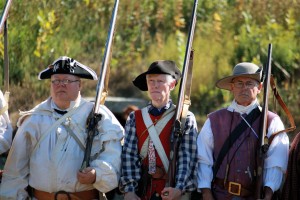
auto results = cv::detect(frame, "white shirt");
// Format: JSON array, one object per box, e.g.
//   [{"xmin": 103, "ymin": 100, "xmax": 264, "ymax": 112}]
[
  {"xmin": 0, "ymin": 90, "xmax": 13, "ymax": 155},
  {"xmin": 0, "ymin": 95, "xmax": 124, "ymax": 199},
  {"xmin": 197, "ymin": 99, "xmax": 289, "ymax": 192}
]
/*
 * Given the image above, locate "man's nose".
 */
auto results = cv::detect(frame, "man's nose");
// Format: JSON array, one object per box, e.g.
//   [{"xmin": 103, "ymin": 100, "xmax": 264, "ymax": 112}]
[{"xmin": 150, "ymin": 81, "xmax": 158, "ymax": 87}]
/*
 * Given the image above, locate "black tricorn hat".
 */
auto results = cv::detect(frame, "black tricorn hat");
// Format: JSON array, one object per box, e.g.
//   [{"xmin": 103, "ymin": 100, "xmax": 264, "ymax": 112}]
[
  {"xmin": 38, "ymin": 56, "xmax": 98, "ymax": 80},
  {"xmin": 133, "ymin": 60, "xmax": 182, "ymax": 91}
]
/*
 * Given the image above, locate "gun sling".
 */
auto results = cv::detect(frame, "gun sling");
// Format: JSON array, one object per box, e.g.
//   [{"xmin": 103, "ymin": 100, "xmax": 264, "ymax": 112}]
[{"xmin": 268, "ymin": 76, "xmax": 296, "ymax": 142}]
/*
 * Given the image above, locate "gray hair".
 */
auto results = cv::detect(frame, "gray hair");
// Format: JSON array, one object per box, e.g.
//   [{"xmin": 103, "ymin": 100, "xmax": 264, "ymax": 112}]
[
  {"xmin": 145, "ymin": 74, "xmax": 176, "ymax": 89},
  {"xmin": 166, "ymin": 74, "xmax": 176, "ymax": 84}
]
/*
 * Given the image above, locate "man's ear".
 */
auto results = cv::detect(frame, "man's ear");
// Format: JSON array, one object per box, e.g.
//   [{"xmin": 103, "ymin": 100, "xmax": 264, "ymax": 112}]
[
  {"xmin": 170, "ymin": 80, "xmax": 176, "ymax": 91},
  {"xmin": 257, "ymin": 82, "xmax": 263, "ymax": 93},
  {"xmin": 230, "ymin": 83, "xmax": 234, "ymax": 91}
]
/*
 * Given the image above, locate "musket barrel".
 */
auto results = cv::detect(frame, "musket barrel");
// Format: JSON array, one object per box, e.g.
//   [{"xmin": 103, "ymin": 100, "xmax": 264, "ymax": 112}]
[
  {"xmin": 94, "ymin": 0, "xmax": 119, "ymax": 113},
  {"xmin": 174, "ymin": 0, "xmax": 198, "ymax": 122},
  {"xmin": 4, "ymin": 21, "xmax": 9, "ymax": 92},
  {"xmin": 80, "ymin": 0, "xmax": 119, "ymax": 170},
  {"xmin": 255, "ymin": 43, "xmax": 272, "ymax": 199},
  {"xmin": 166, "ymin": 0, "xmax": 198, "ymax": 188},
  {"xmin": 259, "ymin": 43, "xmax": 272, "ymax": 150},
  {"xmin": 0, "ymin": 0, "xmax": 13, "ymax": 34},
  {"xmin": 1, "ymin": 0, "xmax": 13, "ymax": 92}
]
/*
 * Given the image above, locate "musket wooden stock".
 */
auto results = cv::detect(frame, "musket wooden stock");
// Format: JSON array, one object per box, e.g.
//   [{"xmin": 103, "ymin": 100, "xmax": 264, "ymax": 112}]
[
  {"xmin": 80, "ymin": 0, "xmax": 119, "ymax": 171},
  {"xmin": 255, "ymin": 43, "xmax": 272, "ymax": 199},
  {"xmin": 165, "ymin": 0, "xmax": 198, "ymax": 189}
]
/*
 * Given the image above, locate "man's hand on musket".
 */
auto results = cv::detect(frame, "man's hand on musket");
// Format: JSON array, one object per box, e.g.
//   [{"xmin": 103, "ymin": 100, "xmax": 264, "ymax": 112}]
[
  {"xmin": 124, "ymin": 192, "xmax": 141, "ymax": 200},
  {"xmin": 201, "ymin": 188, "xmax": 215, "ymax": 200},
  {"xmin": 161, "ymin": 187, "xmax": 182, "ymax": 200},
  {"xmin": 77, "ymin": 167, "xmax": 96, "ymax": 184},
  {"xmin": 262, "ymin": 186, "xmax": 273, "ymax": 200}
]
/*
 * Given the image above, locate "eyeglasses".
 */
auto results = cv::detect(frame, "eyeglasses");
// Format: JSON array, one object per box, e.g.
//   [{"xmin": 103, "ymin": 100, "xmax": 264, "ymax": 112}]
[
  {"xmin": 51, "ymin": 79, "xmax": 79, "ymax": 86},
  {"xmin": 232, "ymin": 81, "xmax": 258, "ymax": 89}
]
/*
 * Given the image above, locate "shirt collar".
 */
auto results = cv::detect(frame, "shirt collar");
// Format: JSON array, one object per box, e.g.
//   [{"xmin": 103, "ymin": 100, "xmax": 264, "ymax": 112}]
[
  {"xmin": 148, "ymin": 100, "xmax": 173, "ymax": 116},
  {"xmin": 227, "ymin": 98, "xmax": 260, "ymax": 114}
]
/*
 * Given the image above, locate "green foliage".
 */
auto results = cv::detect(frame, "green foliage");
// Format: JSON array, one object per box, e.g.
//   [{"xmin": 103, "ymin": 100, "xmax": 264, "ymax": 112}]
[{"xmin": 0, "ymin": 0, "xmax": 299, "ymax": 134}]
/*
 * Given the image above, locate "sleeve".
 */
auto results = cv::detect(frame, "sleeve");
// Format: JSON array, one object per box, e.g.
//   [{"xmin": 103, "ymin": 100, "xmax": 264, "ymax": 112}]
[
  {"xmin": 265, "ymin": 117, "xmax": 289, "ymax": 170},
  {"xmin": 91, "ymin": 105, "xmax": 125, "ymax": 193},
  {"xmin": 263, "ymin": 166, "xmax": 284, "ymax": 192},
  {"xmin": 263, "ymin": 116, "xmax": 289, "ymax": 191},
  {"xmin": 0, "ymin": 117, "xmax": 35, "ymax": 200},
  {"xmin": 0, "ymin": 90, "xmax": 13, "ymax": 155},
  {"xmin": 197, "ymin": 118, "xmax": 214, "ymax": 189},
  {"xmin": 175, "ymin": 111, "xmax": 198, "ymax": 192},
  {"xmin": 119, "ymin": 112, "xmax": 141, "ymax": 193}
]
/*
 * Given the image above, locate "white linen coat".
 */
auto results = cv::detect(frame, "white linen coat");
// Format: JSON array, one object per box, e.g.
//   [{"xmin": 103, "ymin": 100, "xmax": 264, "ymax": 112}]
[
  {"xmin": 0, "ymin": 95, "xmax": 124, "ymax": 199},
  {"xmin": 0, "ymin": 90, "xmax": 13, "ymax": 155}
]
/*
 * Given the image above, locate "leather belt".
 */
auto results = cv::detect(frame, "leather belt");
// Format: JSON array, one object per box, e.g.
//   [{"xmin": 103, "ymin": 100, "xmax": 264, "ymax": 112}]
[
  {"xmin": 214, "ymin": 178, "xmax": 252, "ymax": 197},
  {"xmin": 149, "ymin": 166, "xmax": 167, "ymax": 179},
  {"xmin": 33, "ymin": 188, "xmax": 99, "ymax": 200}
]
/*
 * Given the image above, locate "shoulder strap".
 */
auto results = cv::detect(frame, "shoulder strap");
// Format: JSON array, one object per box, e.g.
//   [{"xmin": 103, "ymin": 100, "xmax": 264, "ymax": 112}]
[
  {"xmin": 0, "ymin": 104, "xmax": 8, "ymax": 116},
  {"xmin": 62, "ymin": 124, "xmax": 85, "ymax": 152},
  {"xmin": 0, "ymin": 91, "xmax": 9, "ymax": 116},
  {"xmin": 139, "ymin": 106, "xmax": 175, "ymax": 159},
  {"xmin": 141, "ymin": 107, "xmax": 175, "ymax": 171},
  {"xmin": 31, "ymin": 103, "xmax": 85, "ymax": 155},
  {"xmin": 213, "ymin": 107, "xmax": 261, "ymax": 178}
]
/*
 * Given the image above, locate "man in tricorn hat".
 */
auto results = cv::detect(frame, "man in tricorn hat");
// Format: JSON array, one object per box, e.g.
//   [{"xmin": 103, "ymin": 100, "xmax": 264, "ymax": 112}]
[
  {"xmin": 197, "ymin": 62, "xmax": 289, "ymax": 200},
  {"xmin": 120, "ymin": 60, "xmax": 198, "ymax": 200},
  {"xmin": 0, "ymin": 56, "xmax": 124, "ymax": 199}
]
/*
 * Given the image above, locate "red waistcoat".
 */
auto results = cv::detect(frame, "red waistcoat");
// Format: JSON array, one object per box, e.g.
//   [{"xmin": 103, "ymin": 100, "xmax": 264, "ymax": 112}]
[{"xmin": 135, "ymin": 110, "xmax": 174, "ymax": 199}]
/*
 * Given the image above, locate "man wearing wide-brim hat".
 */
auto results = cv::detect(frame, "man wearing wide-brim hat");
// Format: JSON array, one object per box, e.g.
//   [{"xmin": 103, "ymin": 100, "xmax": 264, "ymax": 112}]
[
  {"xmin": 120, "ymin": 60, "xmax": 198, "ymax": 200},
  {"xmin": 0, "ymin": 56, "xmax": 124, "ymax": 199},
  {"xmin": 197, "ymin": 62, "xmax": 289, "ymax": 200}
]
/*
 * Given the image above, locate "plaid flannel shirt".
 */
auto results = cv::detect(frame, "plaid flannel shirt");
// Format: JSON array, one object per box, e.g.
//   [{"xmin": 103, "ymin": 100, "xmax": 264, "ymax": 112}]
[{"xmin": 119, "ymin": 100, "xmax": 198, "ymax": 193}]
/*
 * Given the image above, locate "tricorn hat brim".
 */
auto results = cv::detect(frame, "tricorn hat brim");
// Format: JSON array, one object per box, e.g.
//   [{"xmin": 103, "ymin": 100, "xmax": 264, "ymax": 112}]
[{"xmin": 38, "ymin": 56, "xmax": 98, "ymax": 80}]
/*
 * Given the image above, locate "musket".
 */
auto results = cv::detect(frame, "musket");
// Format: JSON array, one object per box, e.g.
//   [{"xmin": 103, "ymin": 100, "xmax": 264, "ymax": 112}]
[
  {"xmin": 165, "ymin": 0, "xmax": 198, "ymax": 188},
  {"xmin": 255, "ymin": 43, "xmax": 272, "ymax": 199},
  {"xmin": 0, "ymin": 0, "xmax": 12, "ymax": 34},
  {"xmin": 1, "ymin": 0, "xmax": 13, "ymax": 101},
  {"xmin": 80, "ymin": 0, "xmax": 119, "ymax": 170}
]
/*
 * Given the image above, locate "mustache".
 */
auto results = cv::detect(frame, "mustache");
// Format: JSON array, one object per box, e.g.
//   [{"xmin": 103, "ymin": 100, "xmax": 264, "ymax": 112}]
[
  {"xmin": 238, "ymin": 93, "xmax": 249, "ymax": 96},
  {"xmin": 56, "ymin": 90, "xmax": 67, "ymax": 93}
]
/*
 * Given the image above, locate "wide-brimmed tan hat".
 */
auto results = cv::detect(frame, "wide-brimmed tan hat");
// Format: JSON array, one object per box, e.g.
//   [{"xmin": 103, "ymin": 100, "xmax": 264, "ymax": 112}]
[{"xmin": 216, "ymin": 62, "xmax": 262, "ymax": 90}]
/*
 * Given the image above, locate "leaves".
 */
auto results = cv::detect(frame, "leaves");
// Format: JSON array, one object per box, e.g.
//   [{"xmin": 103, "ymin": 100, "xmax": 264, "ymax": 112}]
[{"xmin": 0, "ymin": 0, "xmax": 299, "ymax": 133}]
